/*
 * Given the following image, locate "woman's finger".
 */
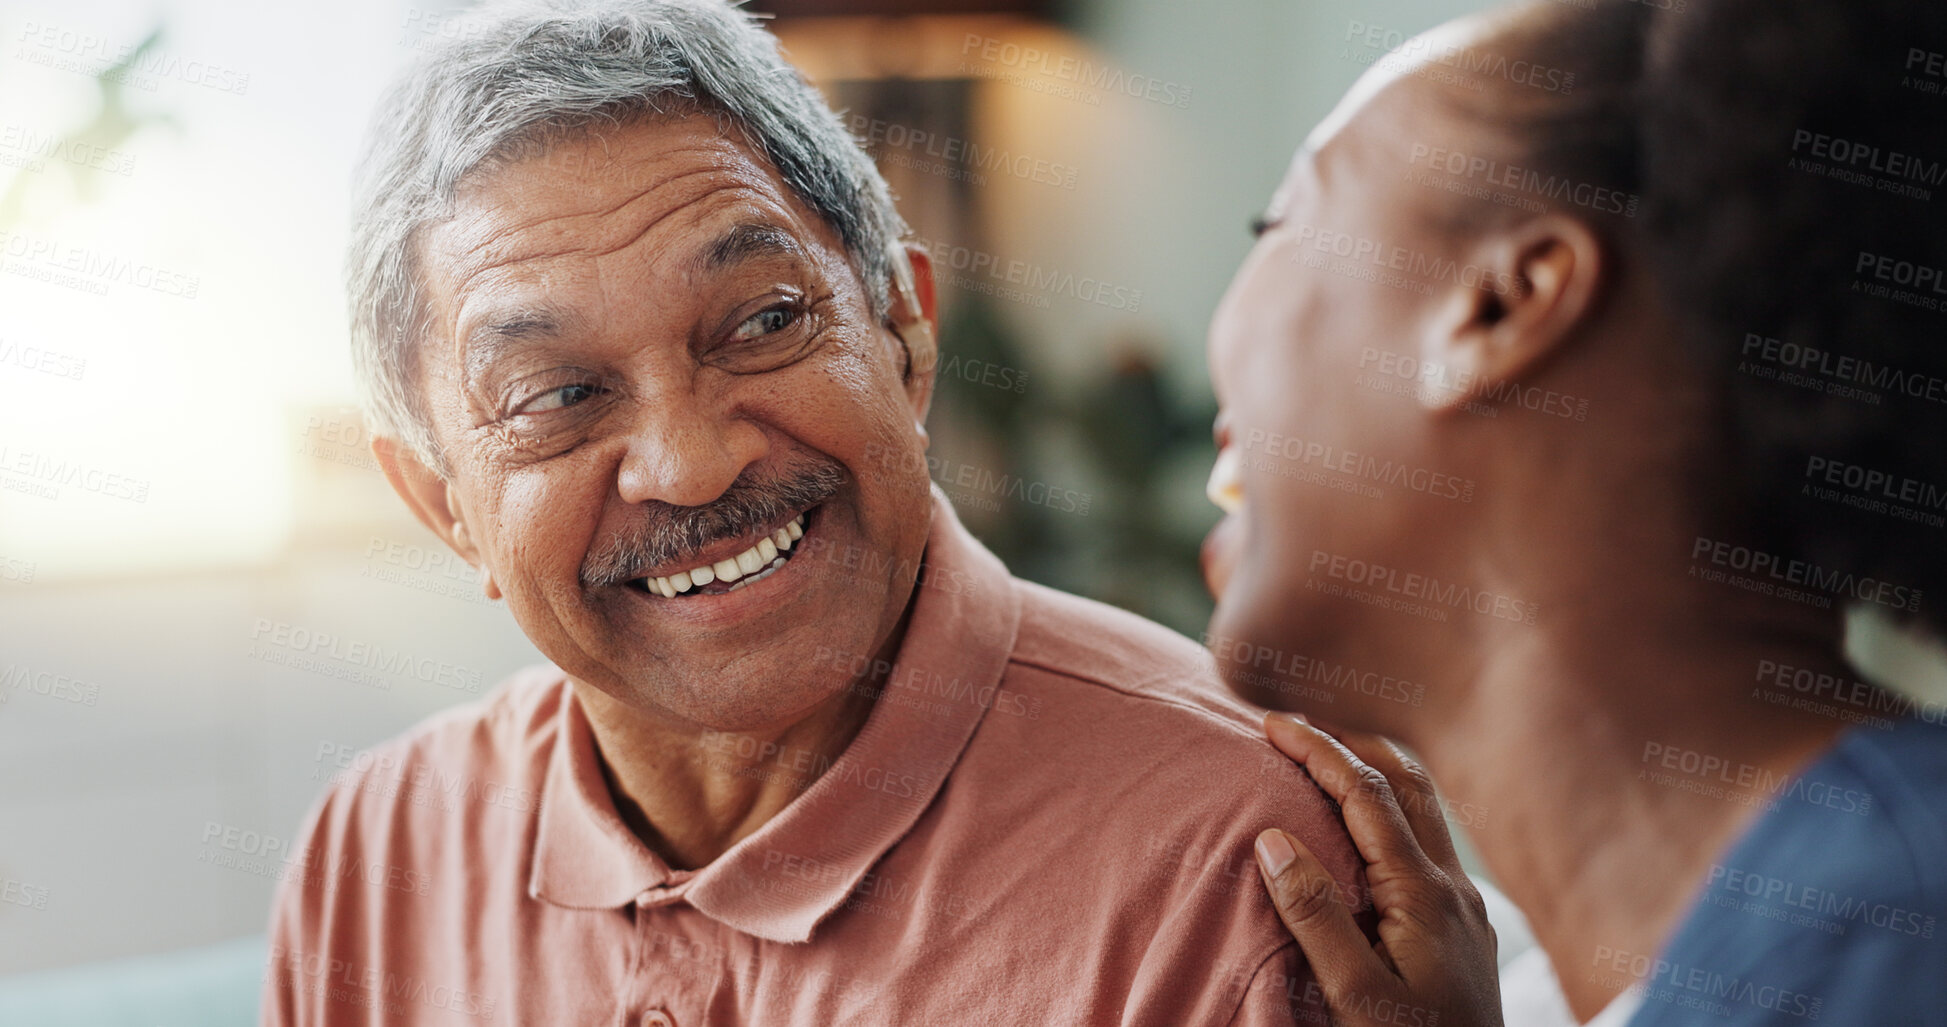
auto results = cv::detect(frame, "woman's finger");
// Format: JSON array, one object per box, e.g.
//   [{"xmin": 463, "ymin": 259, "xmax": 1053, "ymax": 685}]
[
  {"xmin": 1254, "ymin": 828, "xmax": 1390, "ymax": 1006},
  {"xmin": 1264, "ymin": 713, "xmax": 1437, "ymax": 885},
  {"xmin": 1321, "ymin": 726, "xmax": 1464, "ymax": 876}
]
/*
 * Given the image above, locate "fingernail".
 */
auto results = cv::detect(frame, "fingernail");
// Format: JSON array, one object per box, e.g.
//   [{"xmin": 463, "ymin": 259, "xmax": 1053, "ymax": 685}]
[
  {"xmin": 1255, "ymin": 830, "xmax": 1296, "ymax": 877},
  {"xmin": 1265, "ymin": 711, "xmax": 1308, "ymax": 733}
]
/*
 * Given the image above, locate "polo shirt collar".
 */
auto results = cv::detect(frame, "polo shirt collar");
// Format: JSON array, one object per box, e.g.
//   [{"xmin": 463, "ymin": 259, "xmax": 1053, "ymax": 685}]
[{"xmin": 529, "ymin": 489, "xmax": 1022, "ymax": 942}]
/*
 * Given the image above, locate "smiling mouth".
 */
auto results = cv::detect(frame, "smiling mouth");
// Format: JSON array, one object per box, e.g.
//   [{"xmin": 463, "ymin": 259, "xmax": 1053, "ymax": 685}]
[{"xmin": 626, "ymin": 509, "xmax": 812, "ymax": 599}]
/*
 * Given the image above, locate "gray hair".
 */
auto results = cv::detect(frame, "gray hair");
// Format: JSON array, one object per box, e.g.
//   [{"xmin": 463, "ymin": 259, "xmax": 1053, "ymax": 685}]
[{"xmin": 348, "ymin": 0, "xmax": 908, "ymax": 476}]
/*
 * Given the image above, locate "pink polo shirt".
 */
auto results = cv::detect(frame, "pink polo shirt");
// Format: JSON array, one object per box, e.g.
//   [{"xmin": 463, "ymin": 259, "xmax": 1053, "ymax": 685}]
[{"xmin": 263, "ymin": 495, "xmax": 1361, "ymax": 1026}]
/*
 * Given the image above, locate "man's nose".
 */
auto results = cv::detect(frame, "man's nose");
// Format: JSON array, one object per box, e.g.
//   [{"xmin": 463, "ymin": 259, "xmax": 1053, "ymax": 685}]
[{"xmin": 614, "ymin": 390, "xmax": 770, "ymax": 508}]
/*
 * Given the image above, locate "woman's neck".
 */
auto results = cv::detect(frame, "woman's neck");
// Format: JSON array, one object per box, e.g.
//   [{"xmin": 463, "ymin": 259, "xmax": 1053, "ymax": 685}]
[{"xmin": 1410, "ymin": 623, "xmax": 1854, "ymax": 1021}]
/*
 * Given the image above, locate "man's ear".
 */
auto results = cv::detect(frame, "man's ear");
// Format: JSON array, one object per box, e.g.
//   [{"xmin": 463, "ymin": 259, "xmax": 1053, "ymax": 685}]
[
  {"xmin": 887, "ymin": 241, "xmax": 939, "ymax": 429},
  {"xmin": 1418, "ymin": 215, "xmax": 1604, "ymax": 414},
  {"xmin": 370, "ymin": 436, "xmax": 502, "ymax": 600}
]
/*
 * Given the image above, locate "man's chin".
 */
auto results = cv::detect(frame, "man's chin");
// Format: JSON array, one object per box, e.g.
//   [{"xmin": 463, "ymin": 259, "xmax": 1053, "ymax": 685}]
[
  {"xmin": 1203, "ymin": 568, "xmax": 1325, "ymax": 716},
  {"xmin": 578, "ymin": 663, "xmax": 861, "ymax": 735}
]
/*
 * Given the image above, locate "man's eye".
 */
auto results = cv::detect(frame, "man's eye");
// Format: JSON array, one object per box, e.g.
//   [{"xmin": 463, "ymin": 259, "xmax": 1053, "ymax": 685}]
[
  {"xmin": 732, "ymin": 305, "xmax": 799, "ymax": 341},
  {"xmin": 514, "ymin": 383, "xmax": 600, "ymax": 415}
]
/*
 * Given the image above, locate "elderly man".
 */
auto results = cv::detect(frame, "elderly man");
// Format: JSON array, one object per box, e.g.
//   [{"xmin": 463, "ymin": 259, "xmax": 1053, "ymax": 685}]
[{"xmin": 262, "ymin": 1, "xmax": 1359, "ymax": 1024}]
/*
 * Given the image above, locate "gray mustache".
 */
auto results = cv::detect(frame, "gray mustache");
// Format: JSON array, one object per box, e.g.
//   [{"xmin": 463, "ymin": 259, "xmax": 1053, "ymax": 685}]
[{"xmin": 581, "ymin": 461, "xmax": 847, "ymax": 588}]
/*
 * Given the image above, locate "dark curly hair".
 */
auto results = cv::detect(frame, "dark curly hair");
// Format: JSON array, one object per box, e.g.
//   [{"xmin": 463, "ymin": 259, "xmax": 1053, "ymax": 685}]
[{"xmin": 1481, "ymin": 0, "xmax": 1947, "ymax": 637}]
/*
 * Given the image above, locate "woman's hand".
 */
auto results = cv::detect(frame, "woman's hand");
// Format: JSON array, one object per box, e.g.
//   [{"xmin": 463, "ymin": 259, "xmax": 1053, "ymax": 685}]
[{"xmin": 1254, "ymin": 712, "xmax": 1504, "ymax": 1027}]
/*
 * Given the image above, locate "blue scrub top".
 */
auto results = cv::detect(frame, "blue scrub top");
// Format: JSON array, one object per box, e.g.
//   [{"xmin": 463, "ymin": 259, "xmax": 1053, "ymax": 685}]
[{"xmin": 1627, "ymin": 716, "xmax": 1947, "ymax": 1025}]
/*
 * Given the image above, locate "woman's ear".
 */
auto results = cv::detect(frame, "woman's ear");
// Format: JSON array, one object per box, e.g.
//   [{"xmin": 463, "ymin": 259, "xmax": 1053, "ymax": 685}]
[{"xmin": 1417, "ymin": 214, "xmax": 1605, "ymax": 414}]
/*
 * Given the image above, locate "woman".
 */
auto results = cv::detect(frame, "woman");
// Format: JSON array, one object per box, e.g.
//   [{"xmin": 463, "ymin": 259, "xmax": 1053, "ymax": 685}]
[{"xmin": 1208, "ymin": 0, "xmax": 1947, "ymax": 1023}]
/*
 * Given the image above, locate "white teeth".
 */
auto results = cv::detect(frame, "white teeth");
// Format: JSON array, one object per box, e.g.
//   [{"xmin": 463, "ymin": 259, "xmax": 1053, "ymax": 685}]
[
  {"xmin": 727, "ymin": 554, "xmax": 788, "ymax": 592},
  {"xmin": 642, "ymin": 512, "xmax": 812, "ymax": 596},
  {"xmin": 1207, "ymin": 446, "xmax": 1244, "ymax": 514}
]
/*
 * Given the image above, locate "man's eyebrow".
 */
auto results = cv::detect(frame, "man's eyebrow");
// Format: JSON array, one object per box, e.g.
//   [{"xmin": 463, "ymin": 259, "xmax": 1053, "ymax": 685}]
[
  {"xmin": 697, "ymin": 222, "xmax": 805, "ymax": 272},
  {"xmin": 461, "ymin": 306, "xmax": 577, "ymax": 384}
]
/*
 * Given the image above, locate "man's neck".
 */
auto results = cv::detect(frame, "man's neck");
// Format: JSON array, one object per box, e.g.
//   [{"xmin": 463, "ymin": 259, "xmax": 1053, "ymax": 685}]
[
  {"xmin": 1411, "ymin": 620, "xmax": 1853, "ymax": 1022},
  {"xmin": 576, "ymin": 619, "xmax": 905, "ymax": 871}
]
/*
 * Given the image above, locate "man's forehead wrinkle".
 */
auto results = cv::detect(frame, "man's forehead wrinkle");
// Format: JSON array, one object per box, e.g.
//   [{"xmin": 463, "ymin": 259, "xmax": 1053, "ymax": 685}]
[{"xmin": 447, "ymin": 165, "xmax": 763, "ymax": 274}]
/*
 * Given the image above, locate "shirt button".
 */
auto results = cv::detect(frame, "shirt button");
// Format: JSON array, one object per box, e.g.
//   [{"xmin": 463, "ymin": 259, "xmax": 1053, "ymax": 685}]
[{"xmin": 641, "ymin": 1010, "xmax": 674, "ymax": 1027}]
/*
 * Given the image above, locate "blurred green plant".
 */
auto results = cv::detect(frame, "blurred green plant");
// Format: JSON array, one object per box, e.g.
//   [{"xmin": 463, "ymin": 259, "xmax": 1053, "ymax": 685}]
[
  {"xmin": 930, "ymin": 297, "xmax": 1219, "ymax": 636},
  {"xmin": 0, "ymin": 26, "xmax": 175, "ymax": 229}
]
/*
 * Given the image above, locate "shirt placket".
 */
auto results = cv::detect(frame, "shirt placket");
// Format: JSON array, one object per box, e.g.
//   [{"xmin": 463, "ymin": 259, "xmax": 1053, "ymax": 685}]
[{"xmin": 625, "ymin": 882, "xmax": 711, "ymax": 1027}]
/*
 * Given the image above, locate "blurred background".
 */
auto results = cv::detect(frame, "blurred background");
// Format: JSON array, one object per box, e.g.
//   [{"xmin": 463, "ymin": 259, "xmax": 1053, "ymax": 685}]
[{"xmin": 4, "ymin": 0, "xmax": 1946, "ymax": 1021}]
